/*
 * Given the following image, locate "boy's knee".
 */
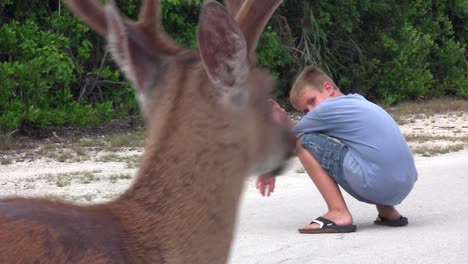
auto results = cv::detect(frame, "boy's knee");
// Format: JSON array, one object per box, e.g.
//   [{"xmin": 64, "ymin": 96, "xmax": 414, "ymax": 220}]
[
  {"xmin": 295, "ymin": 137, "xmax": 304, "ymax": 151},
  {"xmin": 295, "ymin": 137, "xmax": 309, "ymax": 158}
]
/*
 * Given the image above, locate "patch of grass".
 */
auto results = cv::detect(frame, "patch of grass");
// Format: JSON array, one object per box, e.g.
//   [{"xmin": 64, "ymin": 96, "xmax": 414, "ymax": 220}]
[
  {"xmin": 55, "ymin": 176, "xmax": 72, "ymax": 187},
  {"xmin": 1, "ymin": 157, "xmax": 13, "ymax": 165},
  {"xmin": 98, "ymin": 154, "xmax": 122, "ymax": 162},
  {"xmin": 392, "ymin": 115, "xmax": 410, "ymax": 126},
  {"xmin": 43, "ymin": 143, "xmax": 57, "ymax": 151},
  {"xmin": 57, "ymin": 151, "xmax": 74, "ymax": 163},
  {"xmin": 78, "ymin": 139, "xmax": 106, "ymax": 148},
  {"xmin": 0, "ymin": 133, "xmax": 12, "ymax": 146},
  {"xmin": 411, "ymin": 143, "xmax": 466, "ymax": 157},
  {"xmin": 45, "ymin": 171, "xmax": 101, "ymax": 187},
  {"xmin": 36, "ymin": 145, "xmax": 62, "ymax": 161},
  {"xmin": 0, "ymin": 132, "xmax": 22, "ymax": 151},
  {"xmin": 126, "ymin": 155, "xmax": 142, "ymax": 169},
  {"xmin": 65, "ymin": 147, "xmax": 90, "ymax": 162},
  {"xmin": 80, "ymin": 172, "xmax": 98, "ymax": 184},
  {"xmin": 107, "ymin": 131, "xmax": 146, "ymax": 148},
  {"xmin": 109, "ymin": 135, "xmax": 132, "ymax": 148},
  {"xmin": 13, "ymin": 152, "xmax": 33, "ymax": 163},
  {"xmin": 36, "ymin": 147, "xmax": 83, "ymax": 163},
  {"xmin": 109, "ymin": 173, "xmax": 133, "ymax": 183},
  {"xmin": 295, "ymin": 167, "xmax": 306, "ymax": 174},
  {"xmin": 73, "ymin": 147, "xmax": 87, "ymax": 157},
  {"xmin": 388, "ymin": 98, "xmax": 468, "ymax": 116},
  {"xmin": 404, "ymin": 134, "xmax": 468, "ymax": 143}
]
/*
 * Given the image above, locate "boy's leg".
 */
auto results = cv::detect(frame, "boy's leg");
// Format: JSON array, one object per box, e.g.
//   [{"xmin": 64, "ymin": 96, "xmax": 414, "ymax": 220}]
[
  {"xmin": 296, "ymin": 137, "xmax": 353, "ymax": 229},
  {"xmin": 375, "ymin": 204, "xmax": 408, "ymax": 226},
  {"xmin": 376, "ymin": 204, "xmax": 403, "ymax": 220}
]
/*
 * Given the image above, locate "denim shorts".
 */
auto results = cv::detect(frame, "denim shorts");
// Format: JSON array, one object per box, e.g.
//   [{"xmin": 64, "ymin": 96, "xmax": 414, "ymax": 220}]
[{"xmin": 301, "ymin": 133, "xmax": 372, "ymax": 203}]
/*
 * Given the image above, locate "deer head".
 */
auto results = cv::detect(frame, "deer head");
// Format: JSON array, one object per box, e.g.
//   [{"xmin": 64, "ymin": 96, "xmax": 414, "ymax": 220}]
[{"xmin": 65, "ymin": 0, "xmax": 289, "ymax": 175}]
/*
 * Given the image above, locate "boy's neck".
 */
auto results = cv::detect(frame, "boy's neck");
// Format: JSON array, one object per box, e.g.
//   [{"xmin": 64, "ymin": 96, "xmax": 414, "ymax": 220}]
[{"xmin": 331, "ymin": 90, "xmax": 344, "ymax": 97}]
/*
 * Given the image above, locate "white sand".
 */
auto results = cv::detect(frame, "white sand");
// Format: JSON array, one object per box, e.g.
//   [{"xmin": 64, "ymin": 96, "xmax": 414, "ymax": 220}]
[{"xmin": 0, "ymin": 112, "xmax": 466, "ymax": 203}]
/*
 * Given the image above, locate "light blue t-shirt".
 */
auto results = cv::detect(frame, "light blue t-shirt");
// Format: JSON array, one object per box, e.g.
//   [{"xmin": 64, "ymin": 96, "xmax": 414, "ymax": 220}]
[{"xmin": 292, "ymin": 94, "xmax": 417, "ymax": 205}]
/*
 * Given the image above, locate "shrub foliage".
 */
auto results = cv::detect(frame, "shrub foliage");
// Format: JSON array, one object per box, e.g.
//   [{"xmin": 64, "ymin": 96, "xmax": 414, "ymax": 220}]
[{"xmin": 0, "ymin": 0, "xmax": 466, "ymax": 131}]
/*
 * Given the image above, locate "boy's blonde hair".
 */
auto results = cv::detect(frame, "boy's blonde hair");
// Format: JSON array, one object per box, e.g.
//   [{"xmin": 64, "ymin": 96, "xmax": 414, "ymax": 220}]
[{"xmin": 289, "ymin": 66, "xmax": 339, "ymax": 104}]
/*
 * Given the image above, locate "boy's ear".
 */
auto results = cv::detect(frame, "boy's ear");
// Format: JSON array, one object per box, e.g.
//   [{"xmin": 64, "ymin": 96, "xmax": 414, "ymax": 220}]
[{"xmin": 323, "ymin": 82, "xmax": 335, "ymax": 95}]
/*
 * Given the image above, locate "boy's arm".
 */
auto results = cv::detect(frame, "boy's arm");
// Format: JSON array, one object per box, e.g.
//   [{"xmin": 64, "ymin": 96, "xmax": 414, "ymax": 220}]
[
  {"xmin": 270, "ymin": 98, "xmax": 297, "ymax": 154},
  {"xmin": 256, "ymin": 100, "xmax": 297, "ymax": 197},
  {"xmin": 284, "ymin": 118, "xmax": 296, "ymax": 131},
  {"xmin": 269, "ymin": 99, "xmax": 296, "ymax": 131},
  {"xmin": 256, "ymin": 176, "xmax": 275, "ymax": 196}
]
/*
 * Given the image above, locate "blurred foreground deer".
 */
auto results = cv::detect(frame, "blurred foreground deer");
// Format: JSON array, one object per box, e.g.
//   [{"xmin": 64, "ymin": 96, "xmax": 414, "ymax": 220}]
[{"xmin": 0, "ymin": 0, "xmax": 291, "ymax": 263}]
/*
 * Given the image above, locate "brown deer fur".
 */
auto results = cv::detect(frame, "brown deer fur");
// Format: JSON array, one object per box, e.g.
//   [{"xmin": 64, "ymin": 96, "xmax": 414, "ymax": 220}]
[{"xmin": 0, "ymin": 0, "xmax": 290, "ymax": 263}]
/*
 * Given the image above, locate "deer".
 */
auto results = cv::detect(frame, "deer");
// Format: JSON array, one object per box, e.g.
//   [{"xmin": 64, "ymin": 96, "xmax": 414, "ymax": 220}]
[{"xmin": 0, "ymin": 0, "xmax": 291, "ymax": 263}]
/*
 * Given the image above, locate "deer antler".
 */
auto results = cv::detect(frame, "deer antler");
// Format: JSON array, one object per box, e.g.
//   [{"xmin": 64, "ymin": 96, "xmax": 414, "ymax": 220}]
[
  {"xmin": 65, "ymin": 0, "xmax": 180, "ymax": 54},
  {"xmin": 64, "ymin": 0, "xmax": 108, "ymax": 35},
  {"xmin": 225, "ymin": 0, "xmax": 244, "ymax": 17},
  {"xmin": 234, "ymin": 0, "xmax": 283, "ymax": 64},
  {"xmin": 132, "ymin": 0, "xmax": 180, "ymax": 54}
]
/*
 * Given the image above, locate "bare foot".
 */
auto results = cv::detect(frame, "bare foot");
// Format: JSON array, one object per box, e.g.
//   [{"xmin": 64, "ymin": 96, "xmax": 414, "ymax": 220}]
[{"xmin": 302, "ymin": 210, "xmax": 353, "ymax": 229}]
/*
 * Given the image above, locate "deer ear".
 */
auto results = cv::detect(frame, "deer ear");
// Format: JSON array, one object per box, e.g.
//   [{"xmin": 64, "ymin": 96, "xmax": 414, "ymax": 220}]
[
  {"xmin": 105, "ymin": 2, "xmax": 159, "ymax": 92},
  {"xmin": 198, "ymin": 1, "xmax": 249, "ymax": 94}
]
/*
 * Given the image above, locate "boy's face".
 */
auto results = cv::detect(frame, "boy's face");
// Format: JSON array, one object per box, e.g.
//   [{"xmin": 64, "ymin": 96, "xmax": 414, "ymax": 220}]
[{"xmin": 293, "ymin": 83, "xmax": 335, "ymax": 114}]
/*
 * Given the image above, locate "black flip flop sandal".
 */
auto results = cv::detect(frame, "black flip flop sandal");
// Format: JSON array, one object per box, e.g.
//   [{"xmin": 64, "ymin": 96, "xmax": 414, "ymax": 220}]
[
  {"xmin": 298, "ymin": 216, "xmax": 357, "ymax": 234},
  {"xmin": 374, "ymin": 215, "xmax": 408, "ymax": 227}
]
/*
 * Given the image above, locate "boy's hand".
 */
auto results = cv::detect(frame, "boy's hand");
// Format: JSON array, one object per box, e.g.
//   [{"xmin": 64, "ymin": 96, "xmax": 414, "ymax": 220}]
[
  {"xmin": 256, "ymin": 175, "xmax": 276, "ymax": 197},
  {"xmin": 269, "ymin": 99, "xmax": 288, "ymax": 123}
]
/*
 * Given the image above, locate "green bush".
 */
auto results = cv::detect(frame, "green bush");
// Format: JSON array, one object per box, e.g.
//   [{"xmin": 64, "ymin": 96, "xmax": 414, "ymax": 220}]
[
  {"xmin": 0, "ymin": 0, "xmax": 467, "ymax": 133},
  {"xmin": 0, "ymin": 17, "xmax": 115, "ymax": 130},
  {"xmin": 279, "ymin": 0, "xmax": 467, "ymax": 104},
  {"xmin": 370, "ymin": 23, "xmax": 434, "ymax": 104},
  {"xmin": 0, "ymin": 3, "xmax": 136, "ymax": 132},
  {"xmin": 0, "ymin": 0, "xmax": 294, "ymax": 133},
  {"xmin": 256, "ymin": 28, "xmax": 296, "ymax": 97}
]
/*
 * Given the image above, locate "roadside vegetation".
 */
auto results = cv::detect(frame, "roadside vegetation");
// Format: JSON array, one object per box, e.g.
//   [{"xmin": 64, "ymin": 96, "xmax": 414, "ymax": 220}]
[{"xmin": 1, "ymin": 1, "xmax": 466, "ymax": 135}]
